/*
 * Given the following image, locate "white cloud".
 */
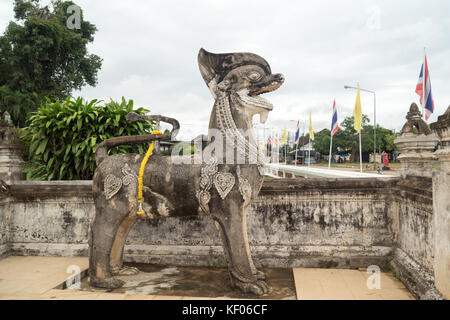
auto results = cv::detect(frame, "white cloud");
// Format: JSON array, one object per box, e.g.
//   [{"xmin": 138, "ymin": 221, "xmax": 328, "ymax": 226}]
[{"xmin": 1, "ymin": 0, "xmax": 449, "ymax": 140}]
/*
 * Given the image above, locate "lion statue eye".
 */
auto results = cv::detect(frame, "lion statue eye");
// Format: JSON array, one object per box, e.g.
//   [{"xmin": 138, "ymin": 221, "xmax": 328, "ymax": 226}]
[{"xmin": 247, "ymin": 72, "xmax": 262, "ymax": 82}]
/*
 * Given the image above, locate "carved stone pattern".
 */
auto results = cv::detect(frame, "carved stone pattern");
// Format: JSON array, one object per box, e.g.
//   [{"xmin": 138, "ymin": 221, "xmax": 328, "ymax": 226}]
[
  {"xmin": 104, "ymin": 174, "xmax": 122, "ymax": 200},
  {"xmin": 122, "ymin": 163, "xmax": 136, "ymax": 178},
  {"xmin": 236, "ymin": 166, "xmax": 252, "ymax": 204},
  {"xmin": 201, "ymin": 156, "xmax": 219, "ymax": 176},
  {"xmin": 400, "ymin": 103, "xmax": 432, "ymax": 135},
  {"xmin": 104, "ymin": 164, "xmax": 138, "ymax": 200},
  {"xmin": 213, "ymin": 172, "xmax": 235, "ymax": 200},
  {"xmin": 216, "ymin": 96, "xmax": 266, "ymax": 174},
  {"xmin": 196, "ymin": 156, "xmax": 218, "ymax": 214},
  {"xmin": 121, "ymin": 163, "xmax": 138, "ymax": 196},
  {"xmin": 199, "ymin": 175, "xmax": 212, "ymax": 190},
  {"xmin": 257, "ymin": 164, "xmax": 265, "ymax": 176},
  {"xmin": 196, "ymin": 190, "xmax": 211, "ymax": 212},
  {"xmin": 231, "ymin": 94, "xmax": 267, "ymax": 164}
]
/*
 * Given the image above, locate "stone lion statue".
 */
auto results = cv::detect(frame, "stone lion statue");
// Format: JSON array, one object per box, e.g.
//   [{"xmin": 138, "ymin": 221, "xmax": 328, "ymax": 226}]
[{"xmin": 88, "ymin": 49, "xmax": 284, "ymax": 295}]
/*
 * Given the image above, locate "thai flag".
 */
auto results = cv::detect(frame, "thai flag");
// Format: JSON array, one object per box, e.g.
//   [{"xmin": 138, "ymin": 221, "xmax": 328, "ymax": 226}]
[
  {"xmin": 294, "ymin": 120, "xmax": 300, "ymax": 145},
  {"xmin": 331, "ymin": 99, "xmax": 338, "ymax": 136},
  {"xmin": 415, "ymin": 55, "xmax": 435, "ymax": 120}
]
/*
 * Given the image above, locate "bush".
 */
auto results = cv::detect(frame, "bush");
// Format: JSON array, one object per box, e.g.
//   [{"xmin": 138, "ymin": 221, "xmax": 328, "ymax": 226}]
[
  {"xmin": 20, "ymin": 97, "xmax": 154, "ymax": 180},
  {"xmin": 160, "ymin": 143, "xmax": 196, "ymax": 156}
]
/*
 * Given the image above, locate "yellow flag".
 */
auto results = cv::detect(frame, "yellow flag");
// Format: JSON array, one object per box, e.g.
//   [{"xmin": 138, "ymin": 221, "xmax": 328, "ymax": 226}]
[
  {"xmin": 309, "ymin": 112, "xmax": 315, "ymax": 141},
  {"xmin": 260, "ymin": 140, "xmax": 265, "ymax": 150},
  {"xmin": 353, "ymin": 84, "xmax": 362, "ymax": 132},
  {"xmin": 280, "ymin": 128, "xmax": 287, "ymax": 145}
]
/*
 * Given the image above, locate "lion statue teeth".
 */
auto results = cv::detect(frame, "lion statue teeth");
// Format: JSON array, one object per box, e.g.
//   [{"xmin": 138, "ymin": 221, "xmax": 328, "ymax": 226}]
[{"xmin": 89, "ymin": 48, "xmax": 284, "ymax": 296}]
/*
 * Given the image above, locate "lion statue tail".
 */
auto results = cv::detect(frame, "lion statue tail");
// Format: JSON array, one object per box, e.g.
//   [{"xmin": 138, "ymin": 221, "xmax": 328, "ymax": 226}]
[{"xmin": 94, "ymin": 112, "xmax": 180, "ymax": 166}]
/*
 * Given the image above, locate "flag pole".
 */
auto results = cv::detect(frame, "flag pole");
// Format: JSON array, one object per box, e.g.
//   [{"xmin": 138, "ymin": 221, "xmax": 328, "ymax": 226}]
[
  {"xmin": 359, "ymin": 131, "xmax": 362, "ymax": 173},
  {"xmin": 295, "ymin": 127, "xmax": 298, "ymax": 167},
  {"xmin": 277, "ymin": 130, "xmax": 280, "ymax": 164},
  {"xmin": 308, "ymin": 136, "xmax": 311, "ymax": 169},
  {"xmin": 264, "ymin": 125, "xmax": 267, "ymax": 159},
  {"xmin": 269, "ymin": 129, "xmax": 272, "ymax": 162},
  {"xmin": 295, "ymin": 122, "xmax": 299, "ymax": 167},
  {"xmin": 303, "ymin": 120, "xmax": 306, "ymax": 166},
  {"xmin": 269, "ymin": 128, "xmax": 274, "ymax": 163},
  {"xmin": 328, "ymin": 133, "xmax": 333, "ymax": 169}
]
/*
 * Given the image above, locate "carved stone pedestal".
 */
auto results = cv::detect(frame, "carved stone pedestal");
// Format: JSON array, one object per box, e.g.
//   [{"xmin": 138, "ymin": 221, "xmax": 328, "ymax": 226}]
[
  {"xmin": 0, "ymin": 112, "xmax": 25, "ymax": 183},
  {"xmin": 394, "ymin": 103, "xmax": 438, "ymax": 178}
]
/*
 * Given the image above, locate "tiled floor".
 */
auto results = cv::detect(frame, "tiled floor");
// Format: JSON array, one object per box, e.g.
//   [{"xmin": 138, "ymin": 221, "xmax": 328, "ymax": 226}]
[
  {"xmin": 0, "ymin": 256, "xmax": 232, "ymax": 300},
  {"xmin": 0, "ymin": 256, "xmax": 415, "ymax": 300},
  {"xmin": 0, "ymin": 256, "xmax": 88, "ymax": 298},
  {"xmin": 293, "ymin": 268, "xmax": 415, "ymax": 300}
]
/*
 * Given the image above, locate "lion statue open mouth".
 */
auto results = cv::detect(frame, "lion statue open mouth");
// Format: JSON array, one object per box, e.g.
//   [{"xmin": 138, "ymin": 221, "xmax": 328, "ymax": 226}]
[{"xmin": 89, "ymin": 49, "xmax": 284, "ymax": 296}]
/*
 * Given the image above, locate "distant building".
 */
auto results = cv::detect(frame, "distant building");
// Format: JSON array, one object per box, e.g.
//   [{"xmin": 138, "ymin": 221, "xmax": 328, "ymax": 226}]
[
  {"xmin": 299, "ymin": 141, "xmax": 314, "ymax": 152},
  {"xmin": 159, "ymin": 140, "xmax": 176, "ymax": 152},
  {"xmin": 287, "ymin": 142, "xmax": 316, "ymax": 164}
]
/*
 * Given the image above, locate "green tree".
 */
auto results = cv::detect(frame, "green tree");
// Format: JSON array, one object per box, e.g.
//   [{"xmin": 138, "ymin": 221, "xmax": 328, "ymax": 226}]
[
  {"xmin": 384, "ymin": 133, "xmax": 398, "ymax": 152},
  {"xmin": 331, "ymin": 114, "xmax": 368, "ymax": 161},
  {"xmin": 312, "ymin": 129, "xmax": 332, "ymax": 155},
  {"xmin": 362, "ymin": 125, "xmax": 395, "ymax": 155},
  {"xmin": 0, "ymin": 0, "xmax": 102, "ymax": 126},
  {"xmin": 312, "ymin": 115, "xmax": 395, "ymax": 162},
  {"xmin": 20, "ymin": 97, "xmax": 153, "ymax": 180}
]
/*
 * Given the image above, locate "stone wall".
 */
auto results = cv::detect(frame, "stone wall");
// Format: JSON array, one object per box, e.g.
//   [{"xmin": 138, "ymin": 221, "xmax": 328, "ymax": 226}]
[
  {"xmin": 430, "ymin": 106, "xmax": 450, "ymax": 299},
  {"xmin": 387, "ymin": 103, "xmax": 449, "ymax": 299},
  {"xmin": 432, "ymin": 169, "xmax": 450, "ymax": 299},
  {"xmin": 394, "ymin": 177, "xmax": 434, "ymax": 274},
  {"xmin": 0, "ymin": 174, "xmax": 445, "ymax": 299},
  {"xmin": 1, "ymin": 178, "xmax": 398, "ymax": 270},
  {"xmin": 0, "ymin": 200, "xmax": 8, "ymax": 257},
  {"xmin": 5, "ymin": 181, "xmax": 94, "ymax": 257},
  {"xmin": 390, "ymin": 176, "xmax": 442, "ymax": 299}
]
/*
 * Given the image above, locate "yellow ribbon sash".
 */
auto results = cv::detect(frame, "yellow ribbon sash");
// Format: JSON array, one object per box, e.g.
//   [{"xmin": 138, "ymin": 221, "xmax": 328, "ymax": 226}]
[{"xmin": 136, "ymin": 130, "xmax": 162, "ymax": 215}]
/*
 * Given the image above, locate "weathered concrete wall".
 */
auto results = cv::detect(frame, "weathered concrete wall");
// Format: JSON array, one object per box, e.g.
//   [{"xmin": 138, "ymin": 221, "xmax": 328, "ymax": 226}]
[
  {"xmin": 0, "ymin": 200, "xmax": 9, "ymax": 257},
  {"xmin": 392, "ymin": 102, "xmax": 448, "ymax": 299},
  {"xmin": 1, "ymin": 176, "xmax": 445, "ymax": 299},
  {"xmin": 433, "ymin": 169, "xmax": 450, "ymax": 300},
  {"xmin": 430, "ymin": 108, "xmax": 450, "ymax": 300},
  {"xmin": 391, "ymin": 248, "xmax": 442, "ymax": 300},
  {"xmin": 394, "ymin": 177, "xmax": 434, "ymax": 274},
  {"xmin": 248, "ymin": 179, "xmax": 395, "ymax": 268},
  {"xmin": 4, "ymin": 181, "xmax": 94, "ymax": 257},
  {"xmin": 390, "ymin": 176, "xmax": 442, "ymax": 299},
  {"xmin": 125, "ymin": 178, "xmax": 396, "ymax": 268},
  {"xmin": 1, "ymin": 178, "xmax": 397, "ymax": 269}
]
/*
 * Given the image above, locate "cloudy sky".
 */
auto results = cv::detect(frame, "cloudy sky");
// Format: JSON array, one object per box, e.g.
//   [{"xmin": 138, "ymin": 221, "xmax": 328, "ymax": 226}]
[{"xmin": 1, "ymin": 0, "xmax": 449, "ymax": 140}]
